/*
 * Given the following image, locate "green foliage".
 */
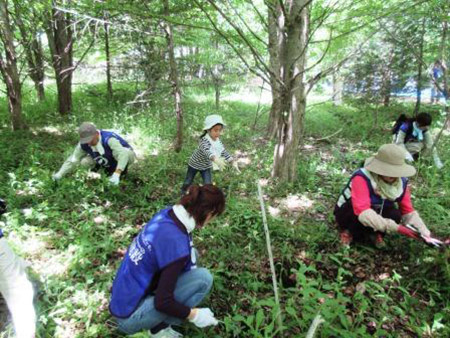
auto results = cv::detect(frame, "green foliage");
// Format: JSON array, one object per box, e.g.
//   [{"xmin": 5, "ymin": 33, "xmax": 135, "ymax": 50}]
[{"xmin": 1, "ymin": 78, "xmax": 450, "ymax": 338}]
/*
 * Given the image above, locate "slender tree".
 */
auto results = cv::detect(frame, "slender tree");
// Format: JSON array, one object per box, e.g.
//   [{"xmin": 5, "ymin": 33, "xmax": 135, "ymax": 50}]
[
  {"xmin": 0, "ymin": 0, "xmax": 27, "ymax": 130},
  {"xmin": 44, "ymin": 1, "xmax": 74, "ymax": 115},
  {"xmin": 163, "ymin": 0, "xmax": 184, "ymax": 152}
]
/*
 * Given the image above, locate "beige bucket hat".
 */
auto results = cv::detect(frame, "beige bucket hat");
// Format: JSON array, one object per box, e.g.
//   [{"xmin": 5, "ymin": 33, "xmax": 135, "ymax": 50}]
[{"xmin": 364, "ymin": 144, "xmax": 416, "ymax": 177}]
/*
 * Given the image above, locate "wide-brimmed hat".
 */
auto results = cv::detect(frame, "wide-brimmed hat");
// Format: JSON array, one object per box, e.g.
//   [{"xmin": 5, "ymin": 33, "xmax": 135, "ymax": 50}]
[
  {"xmin": 203, "ymin": 115, "xmax": 226, "ymax": 131},
  {"xmin": 78, "ymin": 122, "xmax": 98, "ymax": 144},
  {"xmin": 364, "ymin": 144, "xmax": 416, "ymax": 177}
]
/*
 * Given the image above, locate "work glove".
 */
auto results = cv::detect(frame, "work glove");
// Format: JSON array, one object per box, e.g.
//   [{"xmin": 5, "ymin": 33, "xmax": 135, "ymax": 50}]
[
  {"xmin": 213, "ymin": 157, "xmax": 227, "ymax": 171},
  {"xmin": 358, "ymin": 209, "xmax": 399, "ymax": 233},
  {"xmin": 405, "ymin": 152, "xmax": 414, "ymax": 162},
  {"xmin": 52, "ymin": 172, "xmax": 63, "ymax": 181},
  {"xmin": 433, "ymin": 152, "xmax": 443, "ymax": 169},
  {"xmin": 108, "ymin": 173, "xmax": 121, "ymax": 185},
  {"xmin": 232, "ymin": 161, "xmax": 241, "ymax": 173},
  {"xmin": 189, "ymin": 308, "xmax": 219, "ymax": 328},
  {"xmin": 402, "ymin": 211, "xmax": 430, "ymax": 237}
]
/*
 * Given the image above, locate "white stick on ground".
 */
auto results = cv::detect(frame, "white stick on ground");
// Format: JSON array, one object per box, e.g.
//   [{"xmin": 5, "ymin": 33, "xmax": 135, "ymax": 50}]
[
  {"xmin": 306, "ymin": 313, "xmax": 325, "ymax": 338},
  {"xmin": 257, "ymin": 181, "xmax": 283, "ymax": 332}
]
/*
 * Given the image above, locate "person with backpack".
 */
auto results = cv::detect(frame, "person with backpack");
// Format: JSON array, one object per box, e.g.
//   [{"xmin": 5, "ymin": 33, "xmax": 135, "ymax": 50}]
[
  {"xmin": 52, "ymin": 122, "xmax": 136, "ymax": 185},
  {"xmin": 335, "ymin": 144, "xmax": 432, "ymax": 248},
  {"xmin": 392, "ymin": 113, "xmax": 443, "ymax": 169},
  {"xmin": 109, "ymin": 185, "xmax": 224, "ymax": 337},
  {"xmin": 0, "ymin": 199, "xmax": 36, "ymax": 338}
]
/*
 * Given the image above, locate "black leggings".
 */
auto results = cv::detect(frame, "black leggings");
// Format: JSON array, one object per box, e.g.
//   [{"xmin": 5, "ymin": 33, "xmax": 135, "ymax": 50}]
[{"xmin": 334, "ymin": 201, "xmax": 401, "ymax": 241}]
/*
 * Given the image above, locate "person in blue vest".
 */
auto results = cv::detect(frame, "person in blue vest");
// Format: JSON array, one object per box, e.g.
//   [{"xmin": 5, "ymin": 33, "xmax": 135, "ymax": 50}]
[
  {"xmin": 334, "ymin": 144, "xmax": 432, "ymax": 247},
  {"xmin": 392, "ymin": 113, "xmax": 443, "ymax": 169},
  {"xmin": 52, "ymin": 122, "xmax": 136, "ymax": 185},
  {"xmin": 0, "ymin": 199, "xmax": 36, "ymax": 338},
  {"xmin": 109, "ymin": 184, "xmax": 225, "ymax": 337}
]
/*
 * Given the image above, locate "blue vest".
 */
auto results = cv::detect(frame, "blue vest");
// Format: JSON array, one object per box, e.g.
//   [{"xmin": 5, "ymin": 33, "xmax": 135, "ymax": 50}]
[
  {"xmin": 399, "ymin": 121, "xmax": 428, "ymax": 143},
  {"xmin": 337, "ymin": 169, "xmax": 408, "ymax": 211},
  {"xmin": 109, "ymin": 208, "xmax": 196, "ymax": 318},
  {"xmin": 80, "ymin": 130, "xmax": 132, "ymax": 173}
]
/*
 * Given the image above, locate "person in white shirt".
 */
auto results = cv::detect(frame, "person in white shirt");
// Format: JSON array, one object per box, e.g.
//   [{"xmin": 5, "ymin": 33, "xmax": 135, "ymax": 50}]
[
  {"xmin": 0, "ymin": 199, "xmax": 36, "ymax": 338},
  {"xmin": 52, "ymin": 122, "xmax": 136, "ymax": 185}
]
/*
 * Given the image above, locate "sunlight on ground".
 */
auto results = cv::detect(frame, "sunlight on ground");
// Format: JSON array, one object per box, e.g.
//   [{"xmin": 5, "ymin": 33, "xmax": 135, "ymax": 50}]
[
  {"xmin": 125, "ymin": 126, "xmax": 163, "ymax": 159},
  {"xmin": 31, "ymin": 126, "xmax": 64, "ymax": 136},
  {"xmin": 281, "ymin": 194, "xmax": 314, "ymax": 212}
]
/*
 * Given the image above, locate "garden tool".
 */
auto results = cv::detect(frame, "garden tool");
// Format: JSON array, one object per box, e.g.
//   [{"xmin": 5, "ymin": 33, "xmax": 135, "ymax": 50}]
[{"xmin": 397, "ymin": 224, "xmax": 445, "ymax": 248}]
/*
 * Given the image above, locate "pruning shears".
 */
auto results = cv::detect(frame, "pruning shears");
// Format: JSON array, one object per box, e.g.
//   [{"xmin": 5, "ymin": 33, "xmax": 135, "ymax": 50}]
[{"xmin": 397, "ymin": 224, "xmax": 447, "ymax": 248}]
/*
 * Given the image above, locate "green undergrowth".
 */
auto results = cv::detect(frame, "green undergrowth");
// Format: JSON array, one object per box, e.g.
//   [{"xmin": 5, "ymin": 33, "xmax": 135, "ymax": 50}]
[{"xmin": 0, "ymin": 84, "xmax": 449, "ymax": 337}]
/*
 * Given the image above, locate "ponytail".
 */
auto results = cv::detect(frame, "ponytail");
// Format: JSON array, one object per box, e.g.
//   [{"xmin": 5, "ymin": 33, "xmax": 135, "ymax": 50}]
[{"xmin": 179, "ymin": 184, "xmax": 226, "ymax": 226}]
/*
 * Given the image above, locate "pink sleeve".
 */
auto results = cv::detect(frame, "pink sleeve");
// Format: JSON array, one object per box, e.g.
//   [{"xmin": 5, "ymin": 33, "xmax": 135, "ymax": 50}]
[
  {"xmin": 398, "ymin": 186, "xmax": 415, "ymax": 215},
  {"xmin": 351, "ymin": 175, "xmax": 372, "ymax": 216}
]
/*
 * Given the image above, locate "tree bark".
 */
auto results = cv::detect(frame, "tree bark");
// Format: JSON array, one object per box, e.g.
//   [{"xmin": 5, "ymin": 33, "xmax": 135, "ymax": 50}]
[
  {"xmin": 267, "ymin": 1, "xmax": 283, "ymax": 139},
  {"xmin": 439, "ymin": 20, "xmax": 448, "ymax": 102},
  {"xmin": 164, "ymin": 0, "xmax": 184, "ymax": 152},
  {"xmin": 0, "ymin": 0, "xmax": 26, "ymax": 130},
  {"xmin": 271, "ymin": 0, "xmax": 309, "ymax": 182},
  {"xmin": 413, "ymin": 18, "xmax": 425, "ymax": 115},
  {"xmin": 104, "ymin": 11, "xmax": 113, "ymax": 101},
  {"xmin": 44, "ymin": 2, "xmax": 73, "ymax": 115}
]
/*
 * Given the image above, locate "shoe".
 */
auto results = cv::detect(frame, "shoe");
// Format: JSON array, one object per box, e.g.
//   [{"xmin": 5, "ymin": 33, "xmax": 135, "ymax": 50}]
[
  {"xmin": 340, "ymin": 230, "xmax": 353, "ymax": 247},
  {"xmin": 151, "ymin": 326, "xmax": 183, "ymax": 338},
  {"xmin": 373, "ymin": 233, "xmax": 386, "ymax": 249}
]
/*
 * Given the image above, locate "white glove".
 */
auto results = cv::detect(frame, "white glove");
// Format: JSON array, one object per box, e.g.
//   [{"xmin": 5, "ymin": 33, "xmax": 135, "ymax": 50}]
[
  {"xmin": 232, "ymin": 161, "xmax": 241, "ymax": 173},
  {"xmin": 189, "ymin": 308, "xmax": 219, "ymax": 328},
  {"xmin": 405, "ymin": 152, "xmax": 414, "ymax": 162},
  {"xmin": 213, "ymin": 157, "xmax": 227, "ymax": 171},
  {"xmin": 433, "ymin": 152, "xmax": 443, "ymax": 169},
  {"xmin": 52, "ymin": 172, "xmax": 63, "ymax": 181},
  {"xmin": 108, "ymin": 172, "xmax": 120, "ymax": 185}
]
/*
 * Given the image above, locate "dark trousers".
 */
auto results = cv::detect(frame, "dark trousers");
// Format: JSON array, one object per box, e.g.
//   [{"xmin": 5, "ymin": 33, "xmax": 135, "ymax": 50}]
[
  {"xmin": 334, "ymin": 201, "xmax": 401, "ymax": 241},
  {"xmin": 181, "ymin": 165, "xmax": 212, "ymax": 194}
]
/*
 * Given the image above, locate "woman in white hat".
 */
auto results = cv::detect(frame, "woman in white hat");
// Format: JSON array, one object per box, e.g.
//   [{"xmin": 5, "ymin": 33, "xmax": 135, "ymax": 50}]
[
  {"xmin": 334, "ymin": 144, "xmax": 431, "ymax": 247},
  {"xmin": 181, "ymin": 115, "xmax": 240, "ymax": 194}
]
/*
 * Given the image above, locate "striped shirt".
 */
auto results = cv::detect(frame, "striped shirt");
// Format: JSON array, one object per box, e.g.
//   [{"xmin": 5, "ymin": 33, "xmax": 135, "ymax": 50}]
[{"xmin": 188, "ymin": 136, "xmax": 233, "ymax": 170}]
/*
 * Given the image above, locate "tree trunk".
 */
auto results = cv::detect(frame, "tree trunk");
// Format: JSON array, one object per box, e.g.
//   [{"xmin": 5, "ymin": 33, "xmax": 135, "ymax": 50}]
[
  {"xmin": 0, "ymin": 0, "xmax": 26, "ymax": 130},
  {"xmin": 13, "ymin": 1, "xmax": 45, "ymax": 101},
  {"xmin": 267, "ymin": 1, "xmax": 283, "ymax": 139},
  {"xmin": 414, "ymin": 18, "xmax": 425, "ymax": 115},
  {"xmin": 271, "ymin": 0, "xmax": 309, "ymax": 182},
  {"xmin": 332, "ymin": 72, "xmax": 343, "ymax": 106},
  {"xmin": 44, "ymin": 3, "xmax": 73, "ymax": 115},
  {"xmin": 104, "ymin": 11, "xmax": 113, "ymax": 101},
  {"xmin": 164, "ymin": 0, "xmax": 183, "ymax": 152},
  {"xmin": 439, "ymin": 20, "xmax": 448, "ymax": 102}
]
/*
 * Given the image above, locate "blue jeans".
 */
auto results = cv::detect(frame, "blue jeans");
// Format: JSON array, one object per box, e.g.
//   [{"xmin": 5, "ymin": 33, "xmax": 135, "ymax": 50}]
[
  {"xmin": 181, "ymin": 165, "xmax": 212, "ymax": 194},
  {"xmin": 115, "ymin": 267, "xmax": 213, "ymax": 334}
]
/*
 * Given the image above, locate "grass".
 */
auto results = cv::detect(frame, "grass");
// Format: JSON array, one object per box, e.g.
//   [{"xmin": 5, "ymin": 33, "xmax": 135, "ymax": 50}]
[{"xmin": 0, "ymin": 83, "xmax": 449, "ymax": 337}]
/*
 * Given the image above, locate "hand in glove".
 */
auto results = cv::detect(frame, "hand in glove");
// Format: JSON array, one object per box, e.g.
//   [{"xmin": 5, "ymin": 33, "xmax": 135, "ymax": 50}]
[
  {"xmin": 232, "ymin": 161, "xmax": 241, "ymax": 173},
  {"xmin": 358, "ymin": 209, "xmax": 399, "ymax": 233},
  {"xmin": 52, "ymin": 172, "xmax": 63, "ymax": 181},
  {"xmin": 189, "ymin": 308, "xmax": 219, "ymax": 328},
  {"xmin": 109, "ymin": 172, "xmax": 121, "ymax": 185},
  {"xmin": 405, "ymin": 152, "xmax": 414, "ymax": 162},
  {"xmin": 433, "ymin": 152, "xmax": 443, "ymax": 169},
  {"xmin": 213, "ymin": 157, "xmax": 227, "ymax": 171}
]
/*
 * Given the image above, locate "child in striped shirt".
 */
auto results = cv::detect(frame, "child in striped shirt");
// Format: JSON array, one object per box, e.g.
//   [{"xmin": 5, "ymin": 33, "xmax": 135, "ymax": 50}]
[{"xmin": 181, "ymin": 115, "xmax": 240, "ymax": 194}]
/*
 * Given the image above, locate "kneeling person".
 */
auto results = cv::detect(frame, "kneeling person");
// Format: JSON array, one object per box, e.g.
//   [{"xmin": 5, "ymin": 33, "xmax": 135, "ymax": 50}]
[
  {"xmin": 53, "ymin": 122, "xmax": 135, "ymax": 185},
  {"xmin": 109, "ymin": 185, "xmax": 225, "ymax": 337},
  {"xmin": 335, "ymin": 144, "xmax": 431, "ymax": 247}
]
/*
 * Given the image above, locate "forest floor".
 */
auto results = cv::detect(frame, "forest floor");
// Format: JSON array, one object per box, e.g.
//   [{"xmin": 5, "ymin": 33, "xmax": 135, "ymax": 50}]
[{"xmin": 0, "ymin": 84, "xmax": 449, "ymax": 337}]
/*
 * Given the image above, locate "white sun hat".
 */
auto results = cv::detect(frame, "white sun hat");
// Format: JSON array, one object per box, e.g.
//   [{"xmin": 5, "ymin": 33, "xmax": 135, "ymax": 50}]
[{"xmin": 203, "ymin": 115, "xmax": 226, "ymax": 131}]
